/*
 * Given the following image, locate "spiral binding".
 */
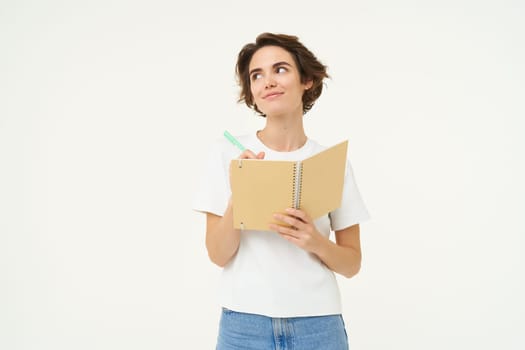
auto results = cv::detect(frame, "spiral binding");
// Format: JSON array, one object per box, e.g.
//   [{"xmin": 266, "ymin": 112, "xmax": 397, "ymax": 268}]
[
  {"xmin": 296, "ymin": 164, "xmax": 303, "ymax": 209},
  {"xmin": 292, "ymin": 161, "xmax": 303, "ymax": 209},
  {"xmin": 292, "ymin": 163, "xmax": 297, "ymax": 208}
]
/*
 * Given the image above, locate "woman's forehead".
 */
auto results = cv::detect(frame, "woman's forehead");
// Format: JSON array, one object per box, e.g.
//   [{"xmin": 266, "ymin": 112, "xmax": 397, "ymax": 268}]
[{"xmin": 249, "ymin": 46, "xmax": 296, "ymax": 70}]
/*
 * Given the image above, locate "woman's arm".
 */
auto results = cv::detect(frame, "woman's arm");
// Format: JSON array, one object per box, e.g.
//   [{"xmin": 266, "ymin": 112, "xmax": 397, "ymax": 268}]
[
  {"xmin": 205, "ymin": 149, "xmax": 265, "ymax": 267},
  {"xmin": 270, "ymin": 208, "xmax": 362, "ymax": 278},
  {"xmin": 317, "ymin": 224, "xmax": 361, "ymax": 278},
  {"xmin": 205, "ymin": 199, "xmax": 241, "ymax": 268}
]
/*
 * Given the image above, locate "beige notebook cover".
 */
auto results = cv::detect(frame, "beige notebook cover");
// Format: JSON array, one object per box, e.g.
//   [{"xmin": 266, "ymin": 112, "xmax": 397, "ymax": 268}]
[{"xmin": 230, "ymin": 140, "xmax": 348, "ymax": 231}]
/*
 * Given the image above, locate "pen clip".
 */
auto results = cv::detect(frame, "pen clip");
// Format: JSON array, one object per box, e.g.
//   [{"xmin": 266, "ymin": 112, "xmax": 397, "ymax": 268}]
[{"xmin": 238, "ymin": 159, "xmax": 243, "ymax": 168}]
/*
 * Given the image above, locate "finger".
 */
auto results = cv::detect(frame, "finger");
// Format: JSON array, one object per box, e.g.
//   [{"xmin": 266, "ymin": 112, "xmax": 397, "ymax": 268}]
[
  {"xmin": 279, "ymin": 232, "xmax": 300, "ymax": 244},
  {"xmin": 272, "ymin": 213, "xmax": 305, "ymax": 230},
  {"xmin": 269, "ymin": 223, "xmax": 299, "ymax": 238},
  {"xmin": 239, "ymin": 149, "xmax": 258, "ymax": 159},
  {"xmin": 285, "ymin": 208, "xmax": 310, "ymax": 223},
  {"xmin": 256, "ymin": 151, "xmax": 265, "ymax": 159}
]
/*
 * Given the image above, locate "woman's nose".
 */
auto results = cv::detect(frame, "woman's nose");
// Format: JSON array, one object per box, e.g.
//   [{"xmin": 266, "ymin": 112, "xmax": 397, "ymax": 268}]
[{"xmin": 265, "ymin": 76, "xmax": 276, "ymax": 88}]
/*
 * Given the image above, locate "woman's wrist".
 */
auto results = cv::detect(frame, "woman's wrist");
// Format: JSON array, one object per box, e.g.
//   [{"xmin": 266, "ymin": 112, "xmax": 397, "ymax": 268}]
[{"xmin": 310, "ymin": 232, "xmax": 332, "ymax": 258}]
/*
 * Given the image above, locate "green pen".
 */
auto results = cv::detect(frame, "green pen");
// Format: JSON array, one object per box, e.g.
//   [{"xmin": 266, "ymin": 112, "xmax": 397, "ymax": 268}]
[{"xmin": 224, "ymin": 130, "xmax": 246, "ymax": 152}]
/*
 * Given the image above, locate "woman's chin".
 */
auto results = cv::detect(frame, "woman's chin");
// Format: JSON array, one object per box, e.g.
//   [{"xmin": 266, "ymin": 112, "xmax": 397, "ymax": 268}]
[{"xmin": 259, "ymin": 106, "xmax": 294, "ymax": 118}]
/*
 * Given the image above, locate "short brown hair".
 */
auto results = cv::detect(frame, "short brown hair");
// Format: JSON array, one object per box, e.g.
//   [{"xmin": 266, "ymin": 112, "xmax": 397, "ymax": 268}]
[{"xmin": 235, "ymin": 33, "xmax": 329, "ymax": 117}]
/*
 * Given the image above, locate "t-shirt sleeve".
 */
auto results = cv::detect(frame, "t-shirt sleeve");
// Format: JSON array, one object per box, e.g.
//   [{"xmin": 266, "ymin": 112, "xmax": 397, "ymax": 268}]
[
  {"xmin": 329, "ymin": 158, "xmax": 370, "ymax": 231},
  {"xmin": 192, "ymin": 141, "xmax": 231, "ymax": 217}
]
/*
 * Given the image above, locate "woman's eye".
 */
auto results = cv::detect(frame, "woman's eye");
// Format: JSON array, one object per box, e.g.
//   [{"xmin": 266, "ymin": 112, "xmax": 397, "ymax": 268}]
[
  {"xmin": 276, "ymin": 67, "xmax": 287, "ymax": 73},
  {"xmin": 251, "ymin": 73, "xmax": 262, "ymax": 81}
]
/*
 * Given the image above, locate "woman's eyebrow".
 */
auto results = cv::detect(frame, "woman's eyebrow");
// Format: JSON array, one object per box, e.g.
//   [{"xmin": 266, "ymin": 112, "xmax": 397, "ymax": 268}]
[
  {"xmin": 249, "ymin": 61, "xmax": 293, "ymax": 76},
  {"xmin": 272, "ymin": 61, "xmax": 292, "ymax": 68}
]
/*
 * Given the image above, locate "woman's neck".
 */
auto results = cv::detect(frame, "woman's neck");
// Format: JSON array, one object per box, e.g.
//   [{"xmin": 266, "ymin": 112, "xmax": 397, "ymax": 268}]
[{"xmin": 258, "ymin": 111, "xmax": 307, "ymax": 152}]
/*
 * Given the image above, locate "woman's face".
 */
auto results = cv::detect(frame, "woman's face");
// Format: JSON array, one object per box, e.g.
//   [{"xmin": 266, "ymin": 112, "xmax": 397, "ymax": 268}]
[{"xmin": 248, "ymin": 45, "xmax": 312, "ymax": 117}]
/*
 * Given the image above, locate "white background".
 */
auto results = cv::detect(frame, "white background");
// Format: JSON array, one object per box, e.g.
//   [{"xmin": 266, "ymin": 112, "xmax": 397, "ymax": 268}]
[{"xmin": 1, "ymin": 0, "xmax": 524, "ymax": 349}]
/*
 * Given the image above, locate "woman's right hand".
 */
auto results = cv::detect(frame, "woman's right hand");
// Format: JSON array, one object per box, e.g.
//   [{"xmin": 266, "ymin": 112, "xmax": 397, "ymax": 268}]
[{"xmin": 239, "ymin": 149, "xmax": 265, "ymax": 160}]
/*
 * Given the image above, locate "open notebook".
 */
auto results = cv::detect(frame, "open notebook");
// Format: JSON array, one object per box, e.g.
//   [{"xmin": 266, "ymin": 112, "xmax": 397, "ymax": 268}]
[{"xmin": 230, "ymin": 140, "xmax": 348, "ymax": 231}]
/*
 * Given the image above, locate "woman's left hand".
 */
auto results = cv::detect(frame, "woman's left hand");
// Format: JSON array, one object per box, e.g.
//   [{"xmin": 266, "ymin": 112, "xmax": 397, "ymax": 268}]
[{"xmin": 269, "ymin": 208, "xmax": 328, "ymax": 254}]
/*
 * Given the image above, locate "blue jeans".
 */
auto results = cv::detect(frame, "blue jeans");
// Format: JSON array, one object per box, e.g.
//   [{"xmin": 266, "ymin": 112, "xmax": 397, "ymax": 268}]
[{"xmin": 217, "ymin": 308, "xmax": 349, "ymax": 350}]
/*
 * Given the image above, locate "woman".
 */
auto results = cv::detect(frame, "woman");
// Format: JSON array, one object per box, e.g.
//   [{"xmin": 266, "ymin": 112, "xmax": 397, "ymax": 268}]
[{"xmin": 193, "ymin": 33, "xmax": 370, "ymax": 350}]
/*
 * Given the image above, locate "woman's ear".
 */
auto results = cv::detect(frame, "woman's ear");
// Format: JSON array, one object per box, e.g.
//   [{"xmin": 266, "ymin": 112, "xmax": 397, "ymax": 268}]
[{"xmin": 304, "ymin": 80, "xmax": 313, "ymax": 90}]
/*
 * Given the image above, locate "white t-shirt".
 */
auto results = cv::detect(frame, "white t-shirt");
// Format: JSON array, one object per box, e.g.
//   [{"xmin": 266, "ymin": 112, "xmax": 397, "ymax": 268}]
[{"xmin": 192, "ymin": 132, "xmax": 370, "ymax": 317}]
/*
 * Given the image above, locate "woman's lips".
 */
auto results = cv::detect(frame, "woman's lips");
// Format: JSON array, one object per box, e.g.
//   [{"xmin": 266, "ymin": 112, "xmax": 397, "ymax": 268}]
[{"xmin": 263, "ymin": 92, "xmax": 283, "ymax": 99}]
